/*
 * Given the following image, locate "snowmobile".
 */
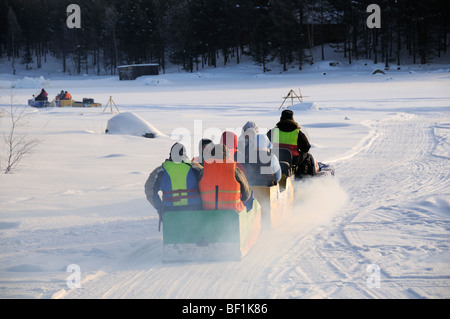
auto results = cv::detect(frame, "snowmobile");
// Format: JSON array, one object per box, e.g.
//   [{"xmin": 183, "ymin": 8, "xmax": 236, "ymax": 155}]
[
  {"xmin": 297, "ymin": 156, "xmax": 335, "ymax": 180},
  {"xmin": 274, "ymin": 147, "xmax": 335, "ymax": 180},
  {"xmin": 28, "ymin": 99, "xmax": 50, "ymax": 108},
  {"xmin": 162, "ymin": 198, "xmax": 261, "ymax": 262}
]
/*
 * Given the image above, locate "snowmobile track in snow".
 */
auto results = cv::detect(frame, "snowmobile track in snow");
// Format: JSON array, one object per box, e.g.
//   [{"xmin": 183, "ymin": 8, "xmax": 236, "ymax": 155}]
[{"xmin": 267, "ymin": 112, "xmax": 450, "ymax": 299}]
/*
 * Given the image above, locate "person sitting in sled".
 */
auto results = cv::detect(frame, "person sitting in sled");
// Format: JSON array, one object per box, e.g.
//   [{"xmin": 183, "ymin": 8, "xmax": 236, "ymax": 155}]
[
  {"xmin": 237, "ymin": 121, "xmax": 258, "ymax": 165},
  {"xmin": 267, "ymin": 109, "xmax": 316, "ymax": 177},
  {"xmin": 55, "ymin": 90, "xmax": 64, "ymax": 101},
  {"xmin": 145, "ymin": 142, "xmax": 203, "ymax": 224},
  {"xmin": 35, "ymin": 88, "xmax": 48, "ymax": 101},
  {"xmin": 243, "ymin": 134, "xmax": 282, "ymax": 186},
  {"xmin": 192, "ymin": 138, "xmax": 213, "ymax": 165},
  {"xmin": 62, "ymin": 91, "xmax": 72, "ymax": 100},
  {"xmin": 220, "ymin": 131, "xmax": 246, "ymax": 174},
  {"xmin": 198, "ymin": 144, "xmax": 251, "ymax": 211}
]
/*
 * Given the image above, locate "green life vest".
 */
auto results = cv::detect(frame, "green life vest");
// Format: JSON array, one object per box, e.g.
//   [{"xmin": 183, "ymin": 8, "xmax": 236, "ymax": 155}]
[
  {"xmin": 161, "ymin": 160, "xmax": 201, "ymax": 207},
  {"xmin": 272, "ymin": 127, "xmax": 300, "ymax": 156}
]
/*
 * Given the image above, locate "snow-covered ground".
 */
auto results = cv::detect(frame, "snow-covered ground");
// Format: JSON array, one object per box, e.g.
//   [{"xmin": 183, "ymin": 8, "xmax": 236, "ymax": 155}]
[{"xmin": 0, "ymin": 53, "xmax": 449, "ymax": 299}]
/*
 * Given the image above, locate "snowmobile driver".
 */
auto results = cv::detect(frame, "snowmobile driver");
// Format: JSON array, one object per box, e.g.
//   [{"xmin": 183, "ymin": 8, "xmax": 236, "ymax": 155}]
[
  {"xmin": 267, "ymin": 109, "xmax": 316, "ymax": 177},
  {"xmin": 35, "ymin": 88, "xmax": 48, "ymax": 101}
]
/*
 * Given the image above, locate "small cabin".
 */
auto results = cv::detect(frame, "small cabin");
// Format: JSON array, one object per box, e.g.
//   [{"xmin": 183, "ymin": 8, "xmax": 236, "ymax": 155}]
[{"xmin": 117, "ymin": 63, "xmax": 159, "ymax": 80}]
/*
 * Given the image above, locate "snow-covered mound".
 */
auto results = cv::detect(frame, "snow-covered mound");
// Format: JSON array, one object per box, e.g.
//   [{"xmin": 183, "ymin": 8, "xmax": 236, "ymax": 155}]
[
  {"xmin": 284, "ymin": 102, "xmax": 320, "ymax": 111},
  {"xmin": 10, "ymin": 76, "xmax": 50, "ymax": 89},
  {"xmin": 105, "ymin": 112, "xmax": 165, "ymax": 138}
]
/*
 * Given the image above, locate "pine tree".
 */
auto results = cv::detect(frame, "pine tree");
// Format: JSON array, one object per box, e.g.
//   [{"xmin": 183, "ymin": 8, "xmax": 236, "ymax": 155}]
[
  {"xmin": 6, "ymin": 5, "xmax": 22, "ymax": 75},
  {"xmin": 250, "ymin": 0, "xmax": 275, "ymax": 72},
  {"xmin": 21, "ymin": 45, "xmax": 33, "ymax": 69}
]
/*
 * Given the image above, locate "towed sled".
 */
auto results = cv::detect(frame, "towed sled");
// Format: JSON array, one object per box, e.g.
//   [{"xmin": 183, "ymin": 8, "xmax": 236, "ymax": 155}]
[
  {"xmin": 249, "ymin": 149, "xmax": 296, "ymax": 229},
  {"xmin": 50, "ymin": 98, "xmax": 101, "ymax": 108},
  {"xmin": 162, "ymin": 198, "xmax": 261, "ymax": 262},
  {"xmin": 72, "ymin": 98, "xmax": 102, "ymax": 108},
  {"xmin": 28, "ymin": 99, "xmax": 50, "ymax": 108},
  {"xmin": 251, "ymin": 172, "xmax": 294, "ymax": 229},
  {"xmin": 51, "ymin": 99, "xmax": 74, "ymax": 107},
  {"xmin": 250, "ymin": 149, "xmax": 333, "ymax": 229}
]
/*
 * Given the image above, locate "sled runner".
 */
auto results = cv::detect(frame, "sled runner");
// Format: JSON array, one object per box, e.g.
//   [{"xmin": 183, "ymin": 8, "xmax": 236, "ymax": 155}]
[{"xmin": 162, "ymin": 199, "xmax": 261, "ymax": 262}]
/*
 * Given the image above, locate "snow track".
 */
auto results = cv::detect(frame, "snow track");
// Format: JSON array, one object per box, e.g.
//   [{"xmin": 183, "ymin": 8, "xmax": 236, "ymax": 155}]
[
  {"xmin": 61, "ymin": 111, "xmax": 449, "ymax": 299},
  {"xmin": 267, "ymin": 113, "xmax": 450, "ymax": 298}
]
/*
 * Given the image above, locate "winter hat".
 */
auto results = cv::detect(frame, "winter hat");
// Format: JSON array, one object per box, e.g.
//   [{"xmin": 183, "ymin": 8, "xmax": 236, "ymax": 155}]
[
  {"xmin": 197, "ymin": 138, "xmax": 213, "ymax": 162},
  {"xmin": 220, "ymin": 131, "xmax": 238, "ymax": 150},
  {"xmin": 240, "ymin": 122, "xmax": 259, "ymax": 146},
  {"xmin": 280, "ymin": 109, "xmax": 294, "ymax": 121},
  {"xmin": 198, "ymin": 138, "xmax": 213, "ymax": 153},
  {"xmin": 169, "ymin": 142, "xmax": 187, "ymax": 162},
  {"xmin": 204, "ymin": 144, "xmax": 230, "ymax": 162},
  {"xmin": 242, "ymin": 121, "xmax": 259, "ymax": 133}
]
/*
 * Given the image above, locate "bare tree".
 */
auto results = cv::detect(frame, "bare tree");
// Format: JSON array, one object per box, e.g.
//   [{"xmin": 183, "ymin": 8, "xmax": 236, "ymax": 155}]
[{"xmin": 1, "ymin": 94, "xmax": 41, "ymax": 174}]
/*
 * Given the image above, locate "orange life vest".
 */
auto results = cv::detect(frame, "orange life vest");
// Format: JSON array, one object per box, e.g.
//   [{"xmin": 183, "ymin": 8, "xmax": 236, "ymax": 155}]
[{"xmin": 199, "ymin": 159, "xmax": 245, "ymax": 212}]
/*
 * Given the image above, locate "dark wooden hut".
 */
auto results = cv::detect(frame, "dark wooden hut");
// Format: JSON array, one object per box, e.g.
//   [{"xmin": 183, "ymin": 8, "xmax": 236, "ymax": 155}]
[{"xmin": 117, "ymin": 64, "xmax": 159, "ymax": 80}]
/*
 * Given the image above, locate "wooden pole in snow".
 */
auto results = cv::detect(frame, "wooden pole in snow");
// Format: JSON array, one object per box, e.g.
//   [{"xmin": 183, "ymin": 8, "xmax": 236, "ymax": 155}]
[{"xmin": 103, "ymin": 96, "xmax": 120, "ymax": 114}]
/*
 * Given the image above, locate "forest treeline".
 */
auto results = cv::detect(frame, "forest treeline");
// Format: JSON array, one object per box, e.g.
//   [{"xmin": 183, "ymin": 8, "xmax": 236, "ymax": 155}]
[{"xmin": 0, "ymin": 0, "xmax": 449, "ymax": 75}]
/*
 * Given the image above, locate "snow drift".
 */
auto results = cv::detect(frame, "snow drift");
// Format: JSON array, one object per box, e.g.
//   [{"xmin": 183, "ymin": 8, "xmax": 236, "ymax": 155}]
[
  {"xmin": 284, "ymin": 102, "xmax": 320, "ymax": 112},
  {"xmin": 10, "ymin": 76, "xmax": 50, "ymax": 89},
  {"xmin": 105, "ymin": 112, "xmax": 166, "ymax": 138}
]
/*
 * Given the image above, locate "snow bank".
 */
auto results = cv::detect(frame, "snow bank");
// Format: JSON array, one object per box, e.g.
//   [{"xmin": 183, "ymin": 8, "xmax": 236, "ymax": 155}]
[
  {"xmin": 105, "ymin": 112, "xmax": 166, "ymax": 138},
  {"xmin": 284, "ymin": 102, "xmax": 320, "ymax": 111},
  {"xmin": 10, "ymin": 76, "xmax": 50, "ymax": 89}
]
